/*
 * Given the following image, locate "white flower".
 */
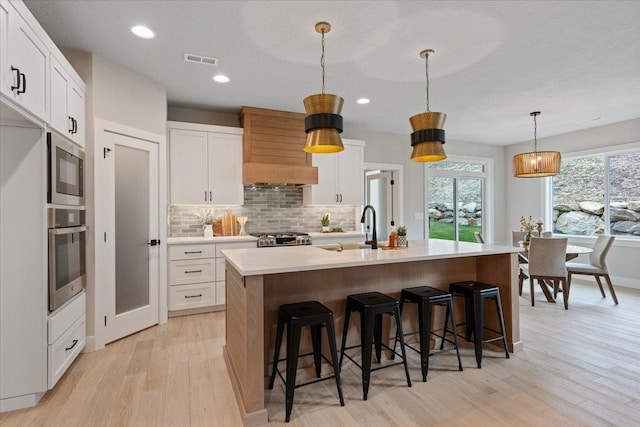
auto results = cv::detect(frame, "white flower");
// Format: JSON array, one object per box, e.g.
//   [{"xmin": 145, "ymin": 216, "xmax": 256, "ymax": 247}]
[{"xmin": 196, "ymin": 208, "xmax": 215, "ymax": 225}]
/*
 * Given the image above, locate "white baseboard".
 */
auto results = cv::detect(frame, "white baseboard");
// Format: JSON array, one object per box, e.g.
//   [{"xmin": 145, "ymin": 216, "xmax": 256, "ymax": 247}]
[
  {"xmin": 0, "ymin": 392, "xmax": 44, "ymax": 413},
  {"xmin": 572, "ymin": 275, "xmax": 640, "ymax": 291},
  {"xmin": 83, "ymin": 335, "xmax": 97, "ymax": 353}
]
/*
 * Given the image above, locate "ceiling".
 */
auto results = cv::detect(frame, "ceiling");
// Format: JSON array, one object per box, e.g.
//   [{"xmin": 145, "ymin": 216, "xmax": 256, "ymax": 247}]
[{"xmin": 24, "ymin": 1, "xmax": 640, "ymax": 146}]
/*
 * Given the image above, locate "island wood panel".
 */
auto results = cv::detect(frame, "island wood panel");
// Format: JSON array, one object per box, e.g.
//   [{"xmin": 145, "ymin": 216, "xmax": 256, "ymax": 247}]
[{"xmin": 224, "ymin": 267, "xmax": 268, "ymax": 427}]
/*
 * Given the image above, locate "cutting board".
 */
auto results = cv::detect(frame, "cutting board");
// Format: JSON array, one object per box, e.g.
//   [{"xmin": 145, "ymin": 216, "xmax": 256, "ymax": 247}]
[{"xmin": 221, "ymin": 209, "xmax": 238, "ymax": 236}]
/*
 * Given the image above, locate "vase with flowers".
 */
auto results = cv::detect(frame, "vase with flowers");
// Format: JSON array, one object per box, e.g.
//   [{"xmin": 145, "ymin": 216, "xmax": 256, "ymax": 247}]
[
  {"xmin": 197, "ymin": 208, "xmax": 215, "ymax": 238},
  {"xmin": 519, "ymin": 215, "xmax": 536, "ymax": 249}
]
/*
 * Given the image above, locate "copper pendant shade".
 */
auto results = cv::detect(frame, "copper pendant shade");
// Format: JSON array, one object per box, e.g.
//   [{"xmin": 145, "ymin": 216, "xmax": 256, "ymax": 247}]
[
  {"xmin": 303, "ymin": 22, "xmax": 344, "ymax": 154},
  {"xmin": 513, "ymin": 112, "xmax": 561, "ymax": 178},
  {"xmin": 410, "ymin": 49, "xmax": 446, "ymax": 162}
]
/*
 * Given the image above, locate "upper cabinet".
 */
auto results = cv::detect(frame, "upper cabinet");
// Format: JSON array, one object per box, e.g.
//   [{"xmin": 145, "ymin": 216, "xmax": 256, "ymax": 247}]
[
  {"xmin": 0, "ymin": 0, "xmax": 49, "ymax": 122},
  {"xmin": 50, "ymin": 57, "xmax": 85, "ymax": 146},
  {"xmin": 169, "ymin": 122, "xmax": 244, "ymax": 205},
  {"xmin": 303, "ymin": 139, "xmax": 365, "ymax": 206}
]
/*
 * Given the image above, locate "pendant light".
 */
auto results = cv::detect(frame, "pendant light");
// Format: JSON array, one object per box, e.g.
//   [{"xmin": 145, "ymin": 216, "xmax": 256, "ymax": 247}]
[
  {"xmin": 410, "ymin": 49, "xmax": 446, "ymax": 162},
  {"xmin": 303, "ymin": 22, "xmax": 344, "ymax": 154},
  {"xmin": 513, "ymin": 111, "xmax": 561, "ymax": 178}
]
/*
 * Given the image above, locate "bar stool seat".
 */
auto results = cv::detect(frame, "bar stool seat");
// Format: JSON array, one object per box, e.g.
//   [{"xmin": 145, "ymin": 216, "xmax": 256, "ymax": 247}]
[
  {"xmin": 393, "ymin": 286, "xmax": 463, "ymax": 381},
  {"xmin": 445, "ymin": 281, "xmax": 510, "ymax": 368},
  {"xmin": 339, "ymin": 292, "xmax": 412, "ymax": 400},
  {"xmin": 268, "ymin": 300, "xmax": 344, "ymax": 423}
]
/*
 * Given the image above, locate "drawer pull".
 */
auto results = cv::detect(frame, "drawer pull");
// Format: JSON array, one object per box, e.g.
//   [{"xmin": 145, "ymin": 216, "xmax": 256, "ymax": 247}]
[
  {"xmin": 184, "ymin": 251, "xmax": 202, "ymax": 254},
  {"xmin": 185, "ymin": 294, "xmax": 203, "ymax": 299},
  {"xmin": 65, "ymin": 339, "xmax": 79, "ymax": 351},
  {"xmin": 184, "ymin": 269, "xmax": 203, "ymax": 274}
]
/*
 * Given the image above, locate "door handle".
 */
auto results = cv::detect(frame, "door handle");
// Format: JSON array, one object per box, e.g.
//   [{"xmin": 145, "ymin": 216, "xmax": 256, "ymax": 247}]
[
  {"xmin": 17, "ymin": 72, "xmax": 26, "ymax": 94},
  {"xmin": 148, "ymin": 239, "xmax": 161, "ymax": 246},
  {"xmin": 65, "ymin": 339, "xmax": 79, "ymax": 351},
  {"xmin": 10, "ymin": 67, "xmax": 20, "ymax": 91}
]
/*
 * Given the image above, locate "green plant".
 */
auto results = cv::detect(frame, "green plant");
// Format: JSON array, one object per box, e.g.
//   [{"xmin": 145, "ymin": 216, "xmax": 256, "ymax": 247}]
[
  {"xmin": 321, "ymin": 214, "xmax": 330, "ymax": 227},
  {"xmin": 396, "ymin": 226, "xmax": 407, "ymax": 236}
]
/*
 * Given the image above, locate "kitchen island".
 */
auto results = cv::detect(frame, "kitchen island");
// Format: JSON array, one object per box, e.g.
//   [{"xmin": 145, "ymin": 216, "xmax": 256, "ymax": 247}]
[{"xmin": 222, "ymin": 239, "xmax": 521, "ymax": 427}]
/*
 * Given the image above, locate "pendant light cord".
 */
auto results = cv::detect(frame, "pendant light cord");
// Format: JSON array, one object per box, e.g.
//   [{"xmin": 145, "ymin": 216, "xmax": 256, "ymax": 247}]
[
  {"xmin": 321, "ymin": 29, "xmax": 326, "ymax": 94},
  {"xmin": 533, "ymin": 113, "xmax": 538, "ymax": 153},
  {"xmin": 425, "ymin": 52, "xmax": 430, "ymax": 112}
]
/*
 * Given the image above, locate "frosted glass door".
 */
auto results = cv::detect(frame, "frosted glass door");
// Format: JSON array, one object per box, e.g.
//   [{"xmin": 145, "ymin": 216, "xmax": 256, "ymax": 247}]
[{"xmin": 115, "ymin": 145, "xmax": 149, "ymax": 314}]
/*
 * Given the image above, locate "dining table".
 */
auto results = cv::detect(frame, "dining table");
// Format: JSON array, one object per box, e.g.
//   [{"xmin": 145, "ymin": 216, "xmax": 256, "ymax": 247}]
[{"xmin": 520, "ymin": 244, "xmax": 593, "ymax": 303}]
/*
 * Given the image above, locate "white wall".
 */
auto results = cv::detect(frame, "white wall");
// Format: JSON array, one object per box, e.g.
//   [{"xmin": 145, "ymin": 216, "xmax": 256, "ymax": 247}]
[
  {"xmin": 505, "ymin": 118, "xmax": 640, "ymax": 288},
  {"xmin": 62, "ymin": 50, "xmax": 168, "ymax": 347},
  {"xmin": 168, "ymin": 106, "xmax": 238, "ymax": 127}
]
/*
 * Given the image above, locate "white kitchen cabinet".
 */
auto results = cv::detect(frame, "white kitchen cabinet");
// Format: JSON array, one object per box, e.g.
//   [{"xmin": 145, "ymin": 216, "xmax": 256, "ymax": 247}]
[
  {"xmin": 0, "ymin": 0, "xmax": 49, "ymax": 122},
  {"xmin": 168, "ymin": 122, "xmax": 243, "ymax": 205},
  {"xmin": 50, "ymin": 57, "xmax": 85, "ymax": 146},
  {"xmin": 168, "ymin": 240, "xmax": 255, "ymax": 314},
  {"xmin": 303, "ymin": 139, "xmax": 365, "ymax": 206},
  {"xmin": 47, "ymin": 292, "xmax": 85, "ymax": 389}
]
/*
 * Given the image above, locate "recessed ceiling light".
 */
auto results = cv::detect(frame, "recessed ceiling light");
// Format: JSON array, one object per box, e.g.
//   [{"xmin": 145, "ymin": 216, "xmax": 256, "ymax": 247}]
[
  {"xmin": 130, "ymin": 25, "xmax": 155, "ymax": 39},
  {"xmin": 213, "ymin": 74, "xmax": 230, "ymax": 83},
  {"xmin": 356, "ymin": 98, "xmax": 370, "ymax": 105}
]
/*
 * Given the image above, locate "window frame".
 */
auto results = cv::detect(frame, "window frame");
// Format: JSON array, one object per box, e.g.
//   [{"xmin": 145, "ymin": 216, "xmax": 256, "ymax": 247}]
[
  {"xmin": 546, "ymin": 141, "xmax": 640, "ymax": 247},
  {"xmin": 424, "ymin": 155, "xmax": 494, "ymax": 242}
]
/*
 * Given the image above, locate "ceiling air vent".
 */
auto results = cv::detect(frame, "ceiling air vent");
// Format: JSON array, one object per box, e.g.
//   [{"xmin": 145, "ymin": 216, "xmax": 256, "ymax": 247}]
[{"xmin": 183, "ymin": 53, "xmax": 218, "ymax": 66}]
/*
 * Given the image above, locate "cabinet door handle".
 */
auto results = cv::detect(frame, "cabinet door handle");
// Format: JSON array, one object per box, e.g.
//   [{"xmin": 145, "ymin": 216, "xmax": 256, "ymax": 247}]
[
  {"xmin": 10, "ymin": 67, "xmax": 20, "ymax": 91},
  {"xmin": 72, "ymin": 118, "xmax": 77, "ymax": 134},
  {"xmin": 209, "ymin": 191, "xmax": 212, "ymax": 202},
  {"xmin": 184, "ymin": 251, "xmax": 202, "ymax": 254},
  {"xmin": 335, "ymin": 194, "xmax": 339, "ymax": 202},
  {"xmin": 204, "ymin": 191, "xmax": 207, "ymax": 202},
  {"xmin": 65, "ymin": 339, "xmax": 79, "ymax": 351},
  {"xmin": 339, "ymin": 194, "xmax": 343, "ymax": 203},
  {"xmin": 184, "ymin": 269, "xmax": 203, "ymax": 274},
  {"xmin": 17, "ymin": 72, "xmax": 26, "ymax": 94},
  {"xmin": 184, "ymin": 294, "xmax": 203, "ymax": 299},
  {"xmin": 69, "ymin": 116, "xmax": 74, "ymax": 133}
]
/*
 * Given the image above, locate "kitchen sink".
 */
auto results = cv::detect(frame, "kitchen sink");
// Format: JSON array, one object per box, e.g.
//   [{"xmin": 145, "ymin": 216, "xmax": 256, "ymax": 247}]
[{"xmin": 316, "ymin": 243, "xmax": 372, "ymax": 251}]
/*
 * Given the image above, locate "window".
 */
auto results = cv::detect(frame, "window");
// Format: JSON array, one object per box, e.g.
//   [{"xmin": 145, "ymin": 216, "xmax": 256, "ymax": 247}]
[
  {"xmin": 426, "ymin": 158, "xmax": 491, "ymax": 242},
  {"xmin": 552, "ymin": 150, "xmax": 640, "ymax": 238}
]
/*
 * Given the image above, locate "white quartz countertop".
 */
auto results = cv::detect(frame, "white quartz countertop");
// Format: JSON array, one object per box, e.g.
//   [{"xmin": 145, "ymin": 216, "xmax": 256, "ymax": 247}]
[
  {"xmin": 307, "ymin": 231, "xmax": 366, "ymax": 239},
  {"xmin": 167, "ymin": 236, "xmax": 258, "ymax": 245},
  {"xmin": 222, "ymin": 239, "xmax": 520, "ymax": 276}
]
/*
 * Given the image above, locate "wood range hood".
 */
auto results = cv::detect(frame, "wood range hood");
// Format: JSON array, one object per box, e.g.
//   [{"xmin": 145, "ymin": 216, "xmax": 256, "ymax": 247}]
[{"xmin": 239, "ymin": 106, "xmax": 318, "ymax": 185}]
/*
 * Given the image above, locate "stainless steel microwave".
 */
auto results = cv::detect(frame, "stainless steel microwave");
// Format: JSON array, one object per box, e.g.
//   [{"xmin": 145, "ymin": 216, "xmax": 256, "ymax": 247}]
[{"xmin": 47, "ymin": 132, "xmax": 84, "ymax": 206}]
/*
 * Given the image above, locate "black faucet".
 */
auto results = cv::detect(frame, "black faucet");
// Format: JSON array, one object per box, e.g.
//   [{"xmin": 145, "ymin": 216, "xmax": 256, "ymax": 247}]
[{"xmin": 360, "ymin": 205, "xmax": 378, "ymax": 249}]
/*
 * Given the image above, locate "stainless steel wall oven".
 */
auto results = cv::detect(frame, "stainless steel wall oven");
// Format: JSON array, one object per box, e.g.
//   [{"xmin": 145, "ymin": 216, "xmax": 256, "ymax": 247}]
[
  {"xmin": 47, "ymin": 132, "xmax": 84, "ymax": 206},
  {"xmin": 48, "ymin": 208, "xmax": 87, "ymax": 312}
]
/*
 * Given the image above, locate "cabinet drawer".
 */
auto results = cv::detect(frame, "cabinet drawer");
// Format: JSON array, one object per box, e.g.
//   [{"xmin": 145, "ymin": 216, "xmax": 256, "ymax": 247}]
[
  {"xmin": 216, "ymin": 241, "xmax": 255, "ymax": 257},
  {"xmin": 170, "ymin": 259, "xmax": 215, "ymax": 285},
  {"xmin": 169, "ymin": 282, "xmax": 216, "ymax": 311},
  {"xmin": 48, "ymin": 292, "xmax": 86, "ymax": 345},
  {"xmin": 48, "ymin": 315, "xmax": 85, "ymax": 389},
  {"xmin": 169, "ymin": 243, "xmax": 216, "ymax": 260},
  {"xmin": 216, "ymin": 281, "xmax": 226, "ymax": 305}
]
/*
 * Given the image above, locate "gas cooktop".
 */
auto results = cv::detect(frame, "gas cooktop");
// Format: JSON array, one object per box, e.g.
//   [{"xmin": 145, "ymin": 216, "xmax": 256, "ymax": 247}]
[{"xmin": 249, "ymin": 232, "xmax": 312, "ymax": 247}]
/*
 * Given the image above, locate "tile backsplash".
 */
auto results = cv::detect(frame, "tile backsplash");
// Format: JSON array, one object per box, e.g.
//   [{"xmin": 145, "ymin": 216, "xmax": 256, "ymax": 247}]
[{"xmin": 169, "ymin": 185, "xmax": 359, "ymax": 237}]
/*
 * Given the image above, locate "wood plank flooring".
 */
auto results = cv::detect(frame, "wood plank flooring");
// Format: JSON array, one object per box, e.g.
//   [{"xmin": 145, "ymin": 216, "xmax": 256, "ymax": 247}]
[{"xmin": 2, "ymin": 282, "xmax": 639, "ymax": 426}]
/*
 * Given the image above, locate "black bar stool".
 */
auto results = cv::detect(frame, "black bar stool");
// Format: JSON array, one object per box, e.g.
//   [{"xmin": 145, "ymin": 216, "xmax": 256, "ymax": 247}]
[
  {"xmin": 339, "ymin": 292, "xmax": 412, "ymax": 400},
  {"xmin": 392, "ymin": 286, "xmax": 463, "ymax": 381},
  {"xmin": 268, "ymin": 301, "xmax": 344, "ymax": 423},
  {"xmin": 444, "ymin": 281, "xmax": 510, "ymax": 368}
]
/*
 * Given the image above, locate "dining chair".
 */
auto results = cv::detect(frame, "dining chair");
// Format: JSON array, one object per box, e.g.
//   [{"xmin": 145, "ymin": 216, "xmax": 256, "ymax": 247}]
[
  {"xmin": 474, "ymin": 231, "xmax": 485, "ymax": 243},
  {"xmin": 519, "ymin": 237, "xmax": 570, "ymax": 309},
  {"xmin": 566, "ymin": 236, "xmax": 617, "ymax": 304},
  {"xmin": 512, "ymin": 231, "xmax": 529, "ymax": 295}
]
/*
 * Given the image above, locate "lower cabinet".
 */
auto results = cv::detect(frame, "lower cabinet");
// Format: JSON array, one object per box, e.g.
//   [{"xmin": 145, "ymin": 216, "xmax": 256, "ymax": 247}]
[
  {"xmin": 168, "ymin": 241, "xmax": 255, "ymax": 314},
  {"xmin": 47, "ymin": 292, "xmax": 86, "ymax": 389}
]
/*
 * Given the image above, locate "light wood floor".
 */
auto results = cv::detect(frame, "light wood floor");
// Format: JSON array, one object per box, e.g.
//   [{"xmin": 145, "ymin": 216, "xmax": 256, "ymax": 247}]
[{"xmin": 2, "ymin": 281, "xmax": 640, "ymax": 427}]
